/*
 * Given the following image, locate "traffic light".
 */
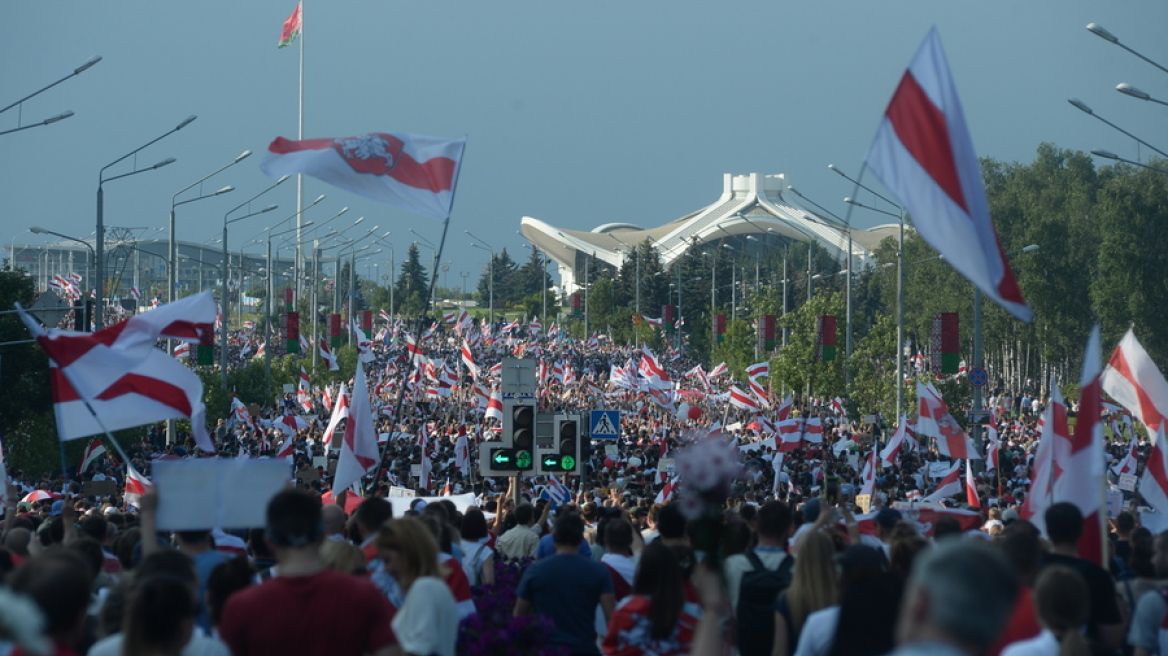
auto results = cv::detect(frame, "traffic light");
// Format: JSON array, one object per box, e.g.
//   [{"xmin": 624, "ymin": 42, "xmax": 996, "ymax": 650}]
[
  {"xmin": 539, "ymin": 414, "xmax": 581, "ymax": 475},
  {"xmin": 504, "ymin": 399, "xmax": 536, "ymax": 472}
]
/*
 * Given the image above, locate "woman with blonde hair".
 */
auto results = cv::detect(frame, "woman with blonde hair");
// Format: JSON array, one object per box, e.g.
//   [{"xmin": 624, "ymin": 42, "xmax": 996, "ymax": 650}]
[
  {"xmin": 772, "ymin": 530, "xmax": 838, "ymax": 656},
  {"xmin": 376, "ymin": 517, "xmax": 458, "ymax": 656},
  {"xmin": 1001, "ymin": 565, "xmax": 1091, "ymax": 656},
  {"xmin": 320, "ymin": 539, "xmax": 366, "ymax": 576}
]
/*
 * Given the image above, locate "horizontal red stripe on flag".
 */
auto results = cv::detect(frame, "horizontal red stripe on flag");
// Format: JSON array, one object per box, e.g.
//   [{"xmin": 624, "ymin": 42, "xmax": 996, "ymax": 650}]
[{"xmin": 885, "ymin": 71, "xmax": 968, "ymax": 214}]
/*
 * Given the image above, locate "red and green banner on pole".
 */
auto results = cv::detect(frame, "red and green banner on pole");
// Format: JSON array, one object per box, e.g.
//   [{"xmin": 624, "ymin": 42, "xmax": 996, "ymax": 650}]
[
  {"xmin": 932, "ymin": 312, "xmax": 960, "ymax": 374},
  {"xmin": 759, "ymin": 314, "xmax": 776, "ymax": 352},
  {"xmin": 816, "ymin": 315, "xmax": 837, "ymax": 362},
  {"xmin": 285, "ymin": 289, "xmax": 299, "ymax": 354}
]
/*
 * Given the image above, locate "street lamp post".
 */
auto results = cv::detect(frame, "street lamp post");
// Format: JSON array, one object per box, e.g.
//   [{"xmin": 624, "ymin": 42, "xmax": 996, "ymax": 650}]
[
  {"xmin": 220, "ymin": 180, "xmax": 285, "ymax": 388},
  {"xmin": 1068, "ymin": 98, "xmax": 1168, "ymax": 158},
  {"xmin": 466, "ymin": 231, "xmax": 496, "ymax": 326},
  {"xmin": 170, "ymin": 151, "xmax": 250, "ymax": 306},
  {"xmin": 97, "ymin": 115, "xmax": 193, "ymax": 327},
  {"xmin": 1087, "ymin": 23, "xmax": 1168, "ymax": 75},
  {"xmin": 265, "ymin": 222, "xmax": 313, "ymax": 393},
  {"xmin": 0, "ymin": 55, "xmax": 100, "ymax": 137},
  {"xmin": 1091, "ymin": 149, "xmax": 1168, "ymax": 175}
]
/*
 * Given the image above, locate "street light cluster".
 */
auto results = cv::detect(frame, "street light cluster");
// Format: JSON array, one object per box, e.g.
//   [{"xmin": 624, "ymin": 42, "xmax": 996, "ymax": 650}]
[{"xmin": 1078, "ymin": 22, "xmax": 1168, "ymax": 173}]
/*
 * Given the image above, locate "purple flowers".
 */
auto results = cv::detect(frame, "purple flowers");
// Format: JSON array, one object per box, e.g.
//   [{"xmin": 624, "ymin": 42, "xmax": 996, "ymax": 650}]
[{"xmin": 457, "ymin": 558, "xmax": 569, "ymax": 656}]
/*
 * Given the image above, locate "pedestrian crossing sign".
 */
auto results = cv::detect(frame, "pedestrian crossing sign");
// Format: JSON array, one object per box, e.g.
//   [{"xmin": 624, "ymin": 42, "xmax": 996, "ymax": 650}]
[{"xmin": 590, "ymin": 410, "xmax": 620, "ymax": 440}]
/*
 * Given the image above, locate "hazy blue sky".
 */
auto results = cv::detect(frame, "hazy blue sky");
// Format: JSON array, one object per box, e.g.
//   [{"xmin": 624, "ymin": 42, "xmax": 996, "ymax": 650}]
[{"xmin": 4, "ymin": 1, "xmax": 1166, "ymax": 291}]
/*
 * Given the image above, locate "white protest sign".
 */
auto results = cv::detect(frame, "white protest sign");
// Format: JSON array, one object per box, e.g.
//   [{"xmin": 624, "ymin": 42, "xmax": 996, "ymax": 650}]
[{"xmin": 153, "ymin": 459, "xmax": 291, "ymax": 531}]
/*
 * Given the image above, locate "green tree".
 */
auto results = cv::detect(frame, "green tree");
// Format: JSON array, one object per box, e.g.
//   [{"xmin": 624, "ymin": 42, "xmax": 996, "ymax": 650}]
[
  {"xmin": 395, "ymin": 243, "xmax": 430, "ymax": 317},
  {"xmin": 772, "ymin": 292, "xmax": 845, "ymax": 400}
]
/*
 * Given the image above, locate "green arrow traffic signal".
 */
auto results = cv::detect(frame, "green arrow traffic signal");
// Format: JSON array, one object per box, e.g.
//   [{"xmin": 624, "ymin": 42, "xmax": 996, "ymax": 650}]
[
  {"xmin": 542, "ymin": 456, "xmax": 559, "ymax": 468},
  {"xmin": 493, "ymin": 451, "xmax": 512, "ymax": 465},
  {"xmin": 516, "ymin": 450, "xmax": 533, "ymax": 470}
]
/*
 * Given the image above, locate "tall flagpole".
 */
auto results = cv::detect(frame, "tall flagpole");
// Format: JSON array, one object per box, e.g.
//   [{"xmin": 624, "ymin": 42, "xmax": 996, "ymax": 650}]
[{"xmin": 295, "ymin": 1, "xmax": 306, "ymax": 309}]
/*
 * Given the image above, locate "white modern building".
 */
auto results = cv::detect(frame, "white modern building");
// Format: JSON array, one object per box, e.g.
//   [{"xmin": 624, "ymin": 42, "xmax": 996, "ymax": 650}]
[{"xmin": 520, "ymin": 172, "xmax": 900, "ymax": 293}]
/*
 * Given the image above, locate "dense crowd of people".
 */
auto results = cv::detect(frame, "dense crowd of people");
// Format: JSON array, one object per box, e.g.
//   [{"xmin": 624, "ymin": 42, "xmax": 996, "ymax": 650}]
[{"xmin": 0, "ymin": 318, "xmax": 1162, "ymax": 656}]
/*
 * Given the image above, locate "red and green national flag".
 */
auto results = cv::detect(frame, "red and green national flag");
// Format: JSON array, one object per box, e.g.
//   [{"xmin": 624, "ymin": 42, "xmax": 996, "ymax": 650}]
[{"xmin": 278, "ymin": 2, "xmax": 302, "ymax": 48}]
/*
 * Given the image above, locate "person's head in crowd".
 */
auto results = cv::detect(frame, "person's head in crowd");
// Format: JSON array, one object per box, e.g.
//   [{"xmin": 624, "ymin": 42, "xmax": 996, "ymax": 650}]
[
  {"xmin": 351, "ymin": 496, "xmax": 393, "ymax": 541},
  {"xmin": 418, "ymin": 511, "xmax": 455, "ymax": 555},
  {"xmin": 756, "ymin": 500, "xmax": 793, "ymax": 545},
  {"xmin": 174, "ymin": 529, "xmax": 213, "ymax": 555},
  {"xmin": 553, "ymin": 511, "xmax": 586, "ymax": 548},
  {"xmin": 604, "ymin": 518, "xmax": 635, "ymax": 557},
  {"xmin": 888, "ymin": 535, "xmax": 929, "ymax": 581},
  {"xmin": 9, "ymin": 549, "xmax": 94, "ymax": 651},
  {"xmin": 932, "ymin": 515, "xmax": 963, "ymax": 542},
  {"xmin": 1127, "ymin": 527, "xmax": 1155, "ymax": 579},
  {"xmin": 631, "ymin": 540, "xmax": 687, "ymax": 640},
  {"xmin": 123, "ymin": 574, "xmax": 197, "ymax": 656},
  {"xmin": 1044, "ymin": 502, "xmax": 1083, "ymax": 549},
  {"xmin": 114, "ymin": 526, "xmax": 141, "ymax": 571},
  {"xmin": 581, "ymin": 502, "xmax": 599, "ymax": 524},
  {"xmin": 1033, "ymin": 565, "xmax": 1091, "ymax": 656},
  {"xmin": 265, "ymin": 489, "xmax": 324, "ymax": 555},
  {"xmin": 79, "ymin": 513, "xmax": 114, "ymax": 545},
  {"xmin": 788, "ymin": 529, "xmax": 839, "ymax": 633},
  {"xmin": 894, "ymin": 539, "xmax": 1019, "ymax": 655},
  {"xmin": 205, "ymin": 556, "xmax": 253, "ymax": 631},
  {"xmin": 320, "ymin": 539, "xmax": 366, "ymax": 576},
  {"xmin": 875, "ymin": 507, "xmax": 902, "ymax": 542},
  {"xmin": 376, "ymin": 517, "xmax": 442, "ymax": 593},
  {"xmin": 65, "ymin": 536, "xmax": 104, "ymax": 590},
  {"xmin": 460, "ymin": 507, "xmax": 489, "ymax": 543},
  {"xmin": 656, "ymin": 503, "xmax": 687, "ymax": 544},
  {"xmin": 998, "ymin": 521, "xmax": 1042, "ymax": 587},
  {"xmin": 320, "ymin": 504, "xmax": 347, "ymax": 539},
  {"xmin": 511, "ymin": 503, "xmax": 536, "ymax": 527},
  {"xmin": 722, "ymin": 515, "xmax": 752, "ymax": 556},
  {"xmin": 4, "ymin": 526, "xmax": 32, "ymax": 559},
  {"xmin": 1114, "ymin": 511, "xmax": 1136, "ymax": 538},
  {"xmin": 1152, "ymin": 530, "xmax": 1168, "ymax": 579}
]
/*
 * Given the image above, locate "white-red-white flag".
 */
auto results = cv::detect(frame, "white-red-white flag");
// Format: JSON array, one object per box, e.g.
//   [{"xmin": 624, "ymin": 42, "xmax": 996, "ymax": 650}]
[
  {"xmin": 917, "ymin": 382, "xmax": 980, "ymax": 460},
  {"xmin": 775, "ymin": 394, "xmax": 793, "ymax": 422},
  {"xmin": 484, "ymin": 387, "xmax": 504, "ymax": 422},
  {"xmin": 746, "ymin": 362, "xmax": 769, "ymax": 380},
  {"xmin": 124, "ymin": 463, "xmax": 153, "ymax": 508},
  {"xmin": 777, "ymin": 418, "xmax": 804, "ymax": 452},
  {"xmin": 922, "ymin": 459, "xmax": 962, "ymax": 502},
  {"xmin": 1139, "ymin": 425, "xmax": 1168, "ymax": 533},
  {"xmin": 334, "ymin": 364, "xmax": 379, "ymax": 493},
  {"xmin": 965, "ymin": 459, "xmax": 980, "ymax": 508},
  {"xmin": 655, "ymin": 476, "xmax": 678, "ymax": 504},
  {"xmin": 771, "ymin": 452, "xmax": 785, "ymax": 497},
  {"xmin": 1022, "ymin": 381, "xmax": 1067, "ymax": 527},
  {"xmin": 461, "ymin": 339, "xmax": 479, "ymax": 380},
  {"xmin": 262, "ymin": 133, "xmax": 466, "ymax": 221},
  {"xmin": 1112, "ymin": 440, "xmax": 1140, "ymax": 477},
  {"xmin": 880, "ymin": 416, "xmax": 911, "ymax": 466},
  {"xmin": 1054, "ymin": 327, "xmax": 1106, "ymax": 567},
  {"xmin": 802, "ymin": 418, "xmax": 825, "ymax": 445},
  {"xmin": 19, "ymin": 293, "xmax": 216, "ymax": 452},
  {"xmin": 729, "ymin": 386, "xmax": 760, "ymax": 411},
  {"xmin": 866, "ymin": 28, "xmax": 1030, "ymax": 321},
  {"xmin": 319, "ymin": 338, "xmax": 339, "ymax": 371},
  {"xmin": 859, "ymin": 449, "xmax": 877, "ymax": 497},
  {"xmin": 453, "ymin": 426, "xmax": 470, "ymax": 474},
  {"xmin": 79, "ymin": 439, "xmax": 106, "ymax": 474},
  {"xmin": 1102, "ymin": 328, "xmax": 1168, "ymax": 432},
  {"xmin": 298, "ymin": 367, "xmax": 313, "ymax": 412},
  {"xmin": 320, "ymin": 382, "xmax": 350, "ymax": 450}
]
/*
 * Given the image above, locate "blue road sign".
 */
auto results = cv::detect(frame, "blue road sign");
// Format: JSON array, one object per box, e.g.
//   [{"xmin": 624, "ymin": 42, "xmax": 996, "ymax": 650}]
[
  {"xmin": 969, "ymin": 367, "xmax": 988, "ymax": 387},
  {"xmin": 590, "ymin": 410, "xmax": 620, "ymax": 440}
]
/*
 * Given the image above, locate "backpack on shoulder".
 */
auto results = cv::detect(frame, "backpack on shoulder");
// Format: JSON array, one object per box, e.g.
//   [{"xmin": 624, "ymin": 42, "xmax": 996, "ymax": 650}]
[{"xmin": 737, "ymin": 551, "xmax": 794, "ymax": 656}]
